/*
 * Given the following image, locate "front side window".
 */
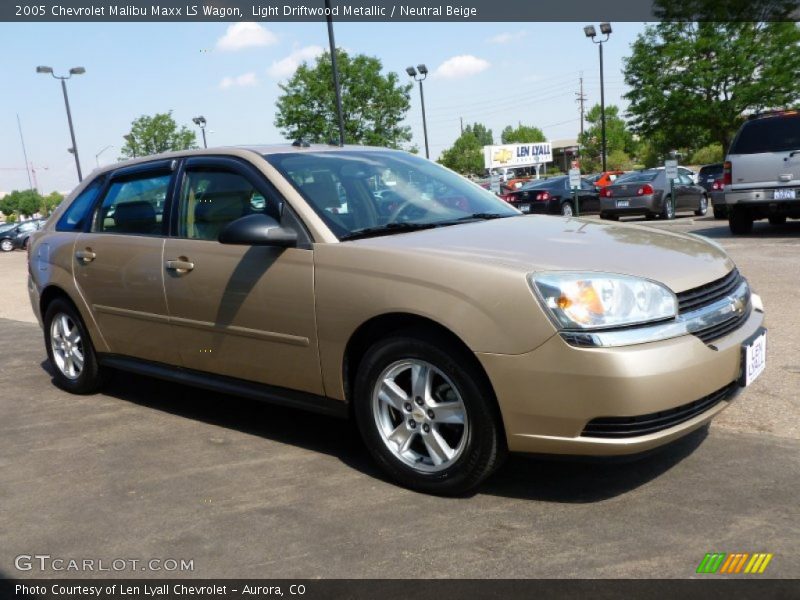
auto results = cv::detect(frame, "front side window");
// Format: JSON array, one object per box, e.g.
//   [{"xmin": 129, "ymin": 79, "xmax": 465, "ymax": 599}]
[
  {"xmin": 92, "ymin": 173, "xmax": 170, "ymax": 235},
  {"xmin": 178, "ymin": 169, "xmax": 280, "ymax": 241},
  {"xmin": 57, "ymin": 178, "xmax": 103, "ymax": 232}
]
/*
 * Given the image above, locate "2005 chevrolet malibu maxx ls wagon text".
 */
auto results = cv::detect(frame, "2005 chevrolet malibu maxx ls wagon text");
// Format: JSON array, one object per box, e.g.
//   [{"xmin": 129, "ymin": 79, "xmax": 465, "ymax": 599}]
[{"xmin": 27, "ymin": 145, "xmax": 767, "ymax": 494}]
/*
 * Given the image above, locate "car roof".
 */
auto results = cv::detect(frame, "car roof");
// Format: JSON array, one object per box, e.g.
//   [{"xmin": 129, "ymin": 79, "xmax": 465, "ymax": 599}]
[{"xmin": 88, "ymin": 143, "xmax": 393, "ymax": 177}]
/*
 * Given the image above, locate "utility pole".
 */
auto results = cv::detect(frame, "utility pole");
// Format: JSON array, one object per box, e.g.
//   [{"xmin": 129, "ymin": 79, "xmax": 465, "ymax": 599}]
[
  {"xmin": 460, "ymin": 117, "xmax": 463, "ymax": 135},
  {"xmin": 16, "ymin": 114, "xmax": 34, "ymax": 191},
  {"xmin": 575, "ymin": 74, "xmax": 587, "ymax": 137}
]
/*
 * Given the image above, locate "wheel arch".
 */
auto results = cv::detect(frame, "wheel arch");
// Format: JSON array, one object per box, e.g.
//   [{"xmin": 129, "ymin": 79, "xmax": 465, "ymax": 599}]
[{"xmin": 342, "ymin": 312, "xmax": 503, "ymax": 426}]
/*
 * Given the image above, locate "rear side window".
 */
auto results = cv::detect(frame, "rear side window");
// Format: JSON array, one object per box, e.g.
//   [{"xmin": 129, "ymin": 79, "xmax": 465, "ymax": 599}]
[
  {"xmin": 616, "ymin": 171, "xmax": 658, "ymax": 184},
  {"xmin": 56, "ymin": 179, "xmax": 103, "ymax": 232},
  {"xmin": 730, "ymin": 114, "xmax": 800, "ymax": 154},
  {"xmin": 92, "ymin": 173, "xmax": 171, "ymax": 235}
]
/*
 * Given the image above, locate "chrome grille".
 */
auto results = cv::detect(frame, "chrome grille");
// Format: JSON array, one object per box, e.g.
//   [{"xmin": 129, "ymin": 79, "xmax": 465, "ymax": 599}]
[{"xmin": 676, "ymin": 269, "xmax": 743, "ymax": 314}]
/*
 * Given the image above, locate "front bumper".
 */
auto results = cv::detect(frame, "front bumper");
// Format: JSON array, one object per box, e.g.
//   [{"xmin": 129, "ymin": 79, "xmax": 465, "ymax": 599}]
[{"xmin": 477, "ymin": 305, "xmax": 764, "ymax": 456}]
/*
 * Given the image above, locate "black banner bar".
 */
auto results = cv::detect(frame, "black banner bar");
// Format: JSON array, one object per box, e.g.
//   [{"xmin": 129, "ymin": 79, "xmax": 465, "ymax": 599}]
[
  {"xmin": 3, "ymin": 0, "xmax": 800, "ymax": 22},
  {"xmin": 1, "ymin": 579, "xmax": 798, "ymax": 600}
]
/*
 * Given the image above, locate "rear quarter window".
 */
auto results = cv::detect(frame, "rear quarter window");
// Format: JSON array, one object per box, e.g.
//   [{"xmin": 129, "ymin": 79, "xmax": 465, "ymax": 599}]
[
  {"xmin": 56, "ymin": 178, "xmax": 104, "ymax": 232},
  {"xmin": 730, "ymin": 114, "xmax": 800, "ymax": 154}
]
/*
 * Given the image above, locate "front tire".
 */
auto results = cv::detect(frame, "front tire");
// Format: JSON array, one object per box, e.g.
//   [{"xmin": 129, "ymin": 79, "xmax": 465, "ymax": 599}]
[
  {"xmin": 353, "ymin": 332, "xmax": 505, "ymax": 495},
  {"xmin": 0, "ymin": 238, "xmax": 13, "ymax": 252},
  {"xmin": 729, "ymin": 207, "xmax": 754, "ymax": 235},
  {"xmin": 44, "ymin": 298, "xmax": 107, "ymax": 394},
  {"xmin": 769, "ymin": 215, "xmax": 786, "ymax": 226}
]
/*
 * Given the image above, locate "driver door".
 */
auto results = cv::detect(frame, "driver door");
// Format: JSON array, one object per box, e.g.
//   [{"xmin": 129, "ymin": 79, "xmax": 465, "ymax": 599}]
[{"xmin": 162, "ymin": 156, "xmax": 324, "ymax": 395}]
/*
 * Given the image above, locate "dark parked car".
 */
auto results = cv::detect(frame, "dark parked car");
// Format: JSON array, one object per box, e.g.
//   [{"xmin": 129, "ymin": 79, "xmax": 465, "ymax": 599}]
[
  {"xmin": 698, "ymin": 163, "xmax": 727, "ymax": 219},
  {"xmin": 504, "ymin": 175, "xmax": 600, "ymax": 216},
  {"xmin": 0, "ymin": 218, "xmax": 45, "ymax": 251},
  {"xmin": 600, "ymin": 168, "xmax": 708, "ymax": 221}
]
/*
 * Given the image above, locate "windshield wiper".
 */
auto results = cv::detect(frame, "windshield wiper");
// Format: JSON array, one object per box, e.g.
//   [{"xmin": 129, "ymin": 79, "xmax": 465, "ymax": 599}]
[
  {"xmin": 450, "ymin": 212, "xmax": 515, "ymax": 221},
  {"xmin": 340, "ymin": 222, "xmax": 441, "ymax": 241}
]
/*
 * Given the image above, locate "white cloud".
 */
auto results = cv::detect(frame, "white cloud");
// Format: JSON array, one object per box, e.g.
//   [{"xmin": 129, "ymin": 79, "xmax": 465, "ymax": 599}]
[
  {"xmin": 434, "ymin": 55, "xmax": 491, "ymax": 79},
  {"xmin": 219, "ymin": 72, "xmax": 258, "ymax": 90},
  {"xmin": 267, "ymin": 45, "xmax": 325, "ymax": 79},
  {"xmin": 487, "ymin": 31, "xmax": 527, "ymax": 44},
  {"xmin": 216, "ymin": 22, "xmax": 278, "ymax": 51}
]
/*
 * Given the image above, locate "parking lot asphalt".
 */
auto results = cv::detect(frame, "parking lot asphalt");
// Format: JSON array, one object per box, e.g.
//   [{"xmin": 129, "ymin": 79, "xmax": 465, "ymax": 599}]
[{"xmin": 1, "ymin": 216, "xmax": 798, "ymax": 579}]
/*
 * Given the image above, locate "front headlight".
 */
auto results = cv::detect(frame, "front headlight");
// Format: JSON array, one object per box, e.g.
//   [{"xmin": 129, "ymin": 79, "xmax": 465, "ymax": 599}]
[{"xmin": 530, "ymin": 272, "xmax": 677, "ymax": 330}]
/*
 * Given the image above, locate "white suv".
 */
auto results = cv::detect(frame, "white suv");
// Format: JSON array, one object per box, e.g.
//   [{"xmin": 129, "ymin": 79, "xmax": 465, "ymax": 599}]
[{"xmin": 724, "ymin": 109, "xmax": 800, "ymax": 234}]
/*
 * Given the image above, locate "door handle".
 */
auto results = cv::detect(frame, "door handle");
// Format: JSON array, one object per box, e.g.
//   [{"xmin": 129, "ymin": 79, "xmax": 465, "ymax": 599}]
[
  {"xmin": 75, "ymin": 248, "xmax": 96, "ymax": 263},
  {"xmin": 165, "ymin": 258, "xmax": 194, "ymax": 273}
]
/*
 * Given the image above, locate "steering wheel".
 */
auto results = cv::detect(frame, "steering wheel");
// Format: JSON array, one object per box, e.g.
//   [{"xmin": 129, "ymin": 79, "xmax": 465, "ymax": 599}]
[{"xmin": 388, "ymin": 200, "xmax": 429, "ymax": 223}]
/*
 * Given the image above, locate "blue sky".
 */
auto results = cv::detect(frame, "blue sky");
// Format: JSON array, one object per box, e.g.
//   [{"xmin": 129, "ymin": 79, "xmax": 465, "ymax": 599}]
[{"xmin": 0, "ymin": 21, "xmax": 646, "ymax": 193}]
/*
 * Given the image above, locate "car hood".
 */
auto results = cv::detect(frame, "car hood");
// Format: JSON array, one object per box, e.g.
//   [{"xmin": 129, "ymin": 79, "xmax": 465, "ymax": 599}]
[{"xmin": 348, "ymin": 215, "xmax": 734, "ymax": 293}]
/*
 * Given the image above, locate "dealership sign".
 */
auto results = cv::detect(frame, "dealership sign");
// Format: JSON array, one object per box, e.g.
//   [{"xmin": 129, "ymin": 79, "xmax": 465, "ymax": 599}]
[{"xmin": 484, "ymin": 143, "xmax": 553, "ymax": 169}]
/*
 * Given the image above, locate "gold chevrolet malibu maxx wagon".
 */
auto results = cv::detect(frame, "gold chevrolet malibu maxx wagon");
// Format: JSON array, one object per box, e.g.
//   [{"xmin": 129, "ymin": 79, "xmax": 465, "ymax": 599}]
[{"xmin": 28, "ymin": 145, "xmax": 766, "ymax": 494}]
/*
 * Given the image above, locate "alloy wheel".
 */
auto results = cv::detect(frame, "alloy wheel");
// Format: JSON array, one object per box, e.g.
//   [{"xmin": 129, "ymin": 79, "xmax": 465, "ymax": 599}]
[
  {"xmin": 50, "ymin": 313, "xmax": 84, "ymax": 380},
  {"xmin": 372, "ymin": 359, "xmax": 469, "ymax": 473},
  {"xmin": 0, "ymin": 239, "xmax": 13, "ymax": 252}
]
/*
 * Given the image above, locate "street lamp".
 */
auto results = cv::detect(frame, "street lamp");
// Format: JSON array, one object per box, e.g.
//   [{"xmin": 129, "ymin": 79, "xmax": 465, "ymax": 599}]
[
  {"xmin": 584, "ymin": 22, "xmax": 612, "ymax": 172},
  {"xmin": 192, "ymin": 116, "xmax": 208, "ymax": 148},
  {"xmin": 95, "ymin": 145, "xmax": 113, "ymax": 167},
  {"xmin": 406, "ymin": 64, "xmax": 430, "ymax": 159},
  {"xmin": 37, "ymin": 65, "xmax": 85, "ymax": 182}
]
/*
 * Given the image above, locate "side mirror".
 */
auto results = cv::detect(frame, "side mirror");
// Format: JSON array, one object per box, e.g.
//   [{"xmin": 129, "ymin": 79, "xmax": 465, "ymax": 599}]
[{"xmin": 219, "ymin": 214, "xmax": 298, "ymax": 248}]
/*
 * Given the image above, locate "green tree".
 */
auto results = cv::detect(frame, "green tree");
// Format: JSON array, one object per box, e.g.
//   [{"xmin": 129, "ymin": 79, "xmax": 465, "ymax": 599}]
[
  {"xmin": 464, "ymin": 123, "xmax": 493, "ymax": 146},
  {"xmin": 623, "ymin": 22, "xmax": 800, "ymax": 154},
  {"xmin": 501, "ymin": 124, "xmax": 545, "ymax": 144},
  {"xmin": 120, "ymin": 111, "xmax": 196, "ymax": 159},
  {"xmin": 275, "ymin": 49, "xmax": 412, "ymax": 148},
  {"xmin": 42, "ymin": 191, "xmax": 64, "ymax": 215},
  {"xmin": 690, "ymin": 143, "xmax": 724, "ymax": 165},
  {"xmin": 578, "ymin": 104, "xmax": 634, "ymax": 172},
  {"xmin": 607, "ymin": 149, "xmax": 634, "ymax": 171},
  {"xmin": 438, "ymin": 130, "xmax": 485, "ymax": 176},
  {"xmin": 0, "ymin": 189, "xmax": 43, "ymax": 218}
]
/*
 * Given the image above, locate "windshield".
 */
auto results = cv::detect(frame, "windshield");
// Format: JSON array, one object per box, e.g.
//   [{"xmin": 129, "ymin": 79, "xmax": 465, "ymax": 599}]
[
  {"xmin": 615, "ymin": 170, "xmax": 659, "ymax": 184},
  {"xmin": 265, "ymin": 150, "xmax": 519, "ymax": 240}
]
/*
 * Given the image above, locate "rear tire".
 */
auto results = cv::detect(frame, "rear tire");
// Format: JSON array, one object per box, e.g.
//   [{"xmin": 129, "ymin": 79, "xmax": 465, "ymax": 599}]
[
  {"xmin": 768, "ymin": 215, "xmax": 786, "ymax": 226},
  {"xmin": 44, "ymin": 298, "xmax": 107, "ymax": 394},
  {"xmin": 729, "ymin": 208, "xmax": 754, "ymax": 235},
  {"xmin": 695, "ymin": 195, "xmax": 708, "ymax": 217},
  {"xmin": 713, "ymin": 205, "xmax": 727, "ymax": 220},
  {"xmin": 353, "ymin": 332, "xmax": 506, "ymax": 495},
  {"xmin": 560, "ymin": 202, "xmax": 574, "ymax": 217},
  {"xmin": 661, "ymin": 196, "xmax": 675, "ymax": 220}
]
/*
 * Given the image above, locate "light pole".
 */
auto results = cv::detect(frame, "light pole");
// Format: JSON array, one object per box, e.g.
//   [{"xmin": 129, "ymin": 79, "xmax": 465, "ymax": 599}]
[
  {"xmin": 583, "ymin": 23, "xmax": 612, "ymax": 172},
  {"xmin": 192, "ymin": 116, "xmax": 208, "ymax": 148},
  {"xmin": 37, "ymin": 65, "xmax": 85, "ymax": 182},
  {"xmin": 95, "ymin": 145, "xmax": 113, "ymax": 167},
  {"xmin": 325, "ymin": 0, "xmax": 346, "ymax": 146},
  {"xmin": 406, "ymin": 64, "xmax": 429, "ymax": 159}
]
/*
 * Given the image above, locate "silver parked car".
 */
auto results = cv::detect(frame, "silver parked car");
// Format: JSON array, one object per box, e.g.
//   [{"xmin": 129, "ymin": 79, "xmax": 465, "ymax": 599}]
[
  {"xmin": 724, "ymin": 109, "xmax": 800, "ymax": 234},
  {"xmin": 599, "ymin": 167, "xmax": 708, "ymax": 221}
]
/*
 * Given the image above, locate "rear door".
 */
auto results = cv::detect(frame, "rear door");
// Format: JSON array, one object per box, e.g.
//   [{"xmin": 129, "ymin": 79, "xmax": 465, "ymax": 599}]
[
  {"xmin": 728, "ymin": 113, "xmax": 800, "ymax": 190},
  {"xmin": 162, "ymin": 156, "xmax": 324, "ymax": 395},
  {"xmin": 73, "ymin": 161, "xmax": 179, "ymax": 365}
]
